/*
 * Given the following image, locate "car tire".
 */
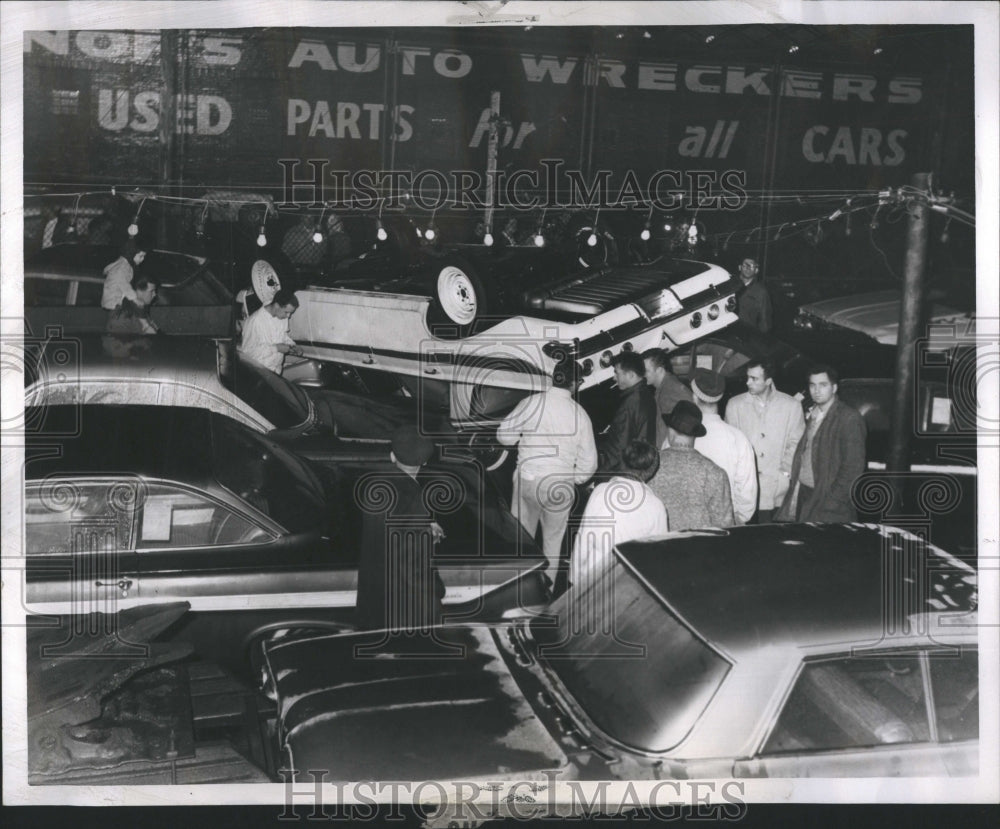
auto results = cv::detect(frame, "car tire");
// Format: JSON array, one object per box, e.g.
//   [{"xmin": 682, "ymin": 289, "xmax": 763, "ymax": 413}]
[{"xmin": 427, "ymin": 256, "xmax": 495, "ymax": 338}]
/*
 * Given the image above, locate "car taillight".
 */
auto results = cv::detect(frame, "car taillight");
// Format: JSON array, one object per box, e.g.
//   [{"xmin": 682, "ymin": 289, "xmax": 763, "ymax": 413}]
[
  {"xmin": 621, "ymin": 341, "xmax": 633, "ymax": 352},
  {"xmin": 707, "ymin": 304, "xmax": 720, "ymax": 320},
  {"xmin": 599, "ymin": 350, "xmax": 614, "ymax": 368},
  {"xmin": 690, "ymin": 312, "xmax": 702, "ymax": 328},
  {"xmin": 726, "ymin": 295, "xmax": 737, "ymax": 313},
  {"xmin": 581, "ymin": 359, "xmax": 593, "ymax": 376}
]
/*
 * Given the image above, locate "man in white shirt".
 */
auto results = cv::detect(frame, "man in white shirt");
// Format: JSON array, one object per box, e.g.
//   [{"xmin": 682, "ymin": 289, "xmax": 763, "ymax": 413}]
[
  {"xmin": 725, "ymin": 358, "xmax": 805, "ymax": 522},
  {"xmin": 497, "ymin": 360, "xmax": 598, "ymax": 581},
  {"xmin": 690, "ymin": 368, "xmax": 758, "ymax": 525},
  {"xmin": 571, "ymin": 440, "xmax": 667, "ymax": 591},
  {"xmin": 237, "ymin": 288, "xmax": 304, "ymax": 374}
]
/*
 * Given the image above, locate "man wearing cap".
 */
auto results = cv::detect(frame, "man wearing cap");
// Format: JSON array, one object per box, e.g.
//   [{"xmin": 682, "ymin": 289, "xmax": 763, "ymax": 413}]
[
  {"xmin": 648, "ymin": 400, "xmax": 735, "ymax": 531},
  {"xmin": 736, "ymin": 257, "xmax": 772, "ymax": 334},
  {"xmin": 776, "ymin": 363, "xmax": 867, "ymax": 523},
  {"xmin": 238, "ymin": 288, "xmax": 305, "ymax": 374},
  {"xmin": 690, "ymin": 368, "xmax": 758, "ymax": 525},
  {"xmin": 642, "ymin": 348, "xmax": 693, "ymax": 451},
  {"xmin": 725, "ymin": 359, "xmax": 805, "ymax": 523},
  {"xmin": 597, "ymin": 351, "xmax": 658, "ymax": 475},
  {"xmin": 355, "ymin": 425, "xmax": 447, "ymax": 632},
  {"xmin": 498, "ymin": 359, "xmax": 598, "ymax": 579}
]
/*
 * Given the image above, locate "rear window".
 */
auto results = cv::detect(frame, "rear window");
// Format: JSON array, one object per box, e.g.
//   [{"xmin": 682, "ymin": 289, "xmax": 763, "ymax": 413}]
[{"xmin": 533, "ymin": 557, "xmax": 730, "ymax": 752}]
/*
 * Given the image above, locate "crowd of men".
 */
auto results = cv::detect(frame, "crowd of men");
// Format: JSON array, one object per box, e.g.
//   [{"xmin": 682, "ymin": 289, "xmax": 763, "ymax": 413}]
[{"xmin": 498, "ymin": 349, "xmax": 867, "ymax": 592}]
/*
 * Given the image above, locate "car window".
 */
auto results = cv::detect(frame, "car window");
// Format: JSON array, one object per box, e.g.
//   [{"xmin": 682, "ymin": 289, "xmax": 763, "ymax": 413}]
[
  {"xmin": 75, "ymin": 280, "xmax": 105, "ymax": 306},
  {"xmin": 136, "ymin": 483, "xmax": 272, "ymax": 549},
  {"xmin": 532, "ymin": 558, "xmax": 731, "ymax": 752},
  {"xmin": 211, "ymin": 415, "xmax": 325, "ymax": 533},
  {"xmin": 930, "ymin": 649, "xmax": 978, "ymax": 742},
  {"xmin": 220, "ymin": 357, "xmax": 312, "ymax": 431},
  {"xmin": 763, "ymin": 652, "xmax": 931, "ymax": 754},
  {"xmin": 24, "ymin": 275, "xmax": 70, "ymax": 306},
  {"xmin": 25, "ymin": 479, "xmax": 135, "ymax": 555}
]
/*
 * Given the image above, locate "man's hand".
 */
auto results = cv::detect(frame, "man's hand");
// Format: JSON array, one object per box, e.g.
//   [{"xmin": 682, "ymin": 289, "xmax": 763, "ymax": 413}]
[{"xmin": 430, "ymin": 521, "xmax": 446, "ymax": 543}]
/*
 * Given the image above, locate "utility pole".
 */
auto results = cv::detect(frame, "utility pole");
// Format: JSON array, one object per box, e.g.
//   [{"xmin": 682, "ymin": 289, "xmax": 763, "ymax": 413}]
[
  {"xmin": 484, "ymin": 90, "xmax": 500, "ymax": 238},
  {"xmin": 886, "ymin": 172, "xmax": 931, "ymax": 491}
]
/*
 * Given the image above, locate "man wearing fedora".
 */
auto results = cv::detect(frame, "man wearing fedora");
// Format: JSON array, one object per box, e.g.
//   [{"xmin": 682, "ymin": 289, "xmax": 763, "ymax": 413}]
[
  {"xmin": 648, "ymin": 400, "xmax": 735, "ymax": 531},
  {"xmin": 775, "ymin": 363, "xmax": 867, "ymax": 523},
  {"xmin": 690, "ymin": 368, "xmax": 758, "ymax": 525},
  {"xmin": 355, "ymin": 425, "xmax": 447, "ymax": 632}
]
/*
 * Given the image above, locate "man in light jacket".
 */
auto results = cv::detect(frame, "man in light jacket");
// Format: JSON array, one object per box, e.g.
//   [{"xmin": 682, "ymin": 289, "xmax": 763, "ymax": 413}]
[{"xmin": 725, "ymin": 359, "xmax": 805, "ymax": 522}]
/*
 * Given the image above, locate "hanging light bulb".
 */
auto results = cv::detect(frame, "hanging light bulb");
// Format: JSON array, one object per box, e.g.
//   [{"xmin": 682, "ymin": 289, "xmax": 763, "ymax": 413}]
[
  {"xmin": 313, "ymin": 205, "xmax": 327, "ymax": 243},
  {"xmin": 128, "ymin": 196, "xmax": 145, "ymax": 237},
  {"xmin": 940, "ymin": 218, "xmax": 952, "ymax": 244},
  {"xmin": 376, "ymin": 222, "xmax": 388, "ymax": 241},
  {"xmin": 425, "ymin": 225, "xmax": 436, "ymax": 241},
  {"xmin": 257, "ymin": 226, "xmax": 267, "ymax": 247},
  {"xmin": 688, "ymin": 223, "xmax": 700, "ymax": 244},
  {"xmin": 533, "ymin": 231, "xmax": 545, "ymax": 247},
  {"xmin": 415, "ymin": 226, "xmax": 424, "ymax": 239},
  {"xmin": 483, "ymin": 228, "xmax": 494, "ymax": 247},
  {"xmin": 587, "ymin": 232, "xmax": 598, "ymax": 247},
  {"xmin": 663, "ymin": 221, "xmax": 673, "ymax": 233},
  {"xmin": 641, "ymin": 204, "xmax": 653, "ymax": 241}
]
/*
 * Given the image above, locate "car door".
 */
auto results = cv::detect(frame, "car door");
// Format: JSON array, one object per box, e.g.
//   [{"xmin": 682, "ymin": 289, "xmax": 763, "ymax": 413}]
[
  {"xmin": 25, "ymin": 478, "xmax": 142, "ymax": 618},
  {"xmin": 128, "ymin": 478, "xmax": 358, "ymax": 675},
  {"xmin": 734, "ymin": 647, "xmax": 978, "ymax": 777},
  {"xmin": 131, "ymin": 480, "xmax": 356, "ymax": 613}
]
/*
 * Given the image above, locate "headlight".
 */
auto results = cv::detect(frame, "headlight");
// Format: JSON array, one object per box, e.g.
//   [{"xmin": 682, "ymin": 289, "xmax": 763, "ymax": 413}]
[{"xmin": 690, "ymin": 312, "xmax": 702, "ymax": 328}]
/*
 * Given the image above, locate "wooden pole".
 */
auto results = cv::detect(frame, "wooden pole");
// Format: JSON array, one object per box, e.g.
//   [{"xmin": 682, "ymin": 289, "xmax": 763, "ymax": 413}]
[
  {"xmin": 887, "ymin": 172, "xmax": 931, "ymax": 481},
  {"xmin": 484, "ymin": 91, "xmax": 500, "ymax": 235}
]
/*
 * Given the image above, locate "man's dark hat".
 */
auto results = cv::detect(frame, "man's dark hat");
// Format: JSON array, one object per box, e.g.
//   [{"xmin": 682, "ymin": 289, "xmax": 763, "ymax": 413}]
[
  {"xmin": 662, "ymin": 399, "xmax": 707, "ymax": 438},
  {"xmin": 391, "ymin": 425, "xmax": 435, "ymax": 466},
  {"xmin": 691, "ymin": 368, "xmax": 725, "ymax": 403}
]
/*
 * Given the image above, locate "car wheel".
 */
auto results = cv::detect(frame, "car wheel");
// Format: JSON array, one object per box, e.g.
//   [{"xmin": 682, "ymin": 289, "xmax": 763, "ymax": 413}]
[
  {"xmin": 244, "ymin": 622, "xmax": 355, "ymax": 695},
  {"xmin": 427, "ymin": 257, "xmax": 494, "ymax": 337}
]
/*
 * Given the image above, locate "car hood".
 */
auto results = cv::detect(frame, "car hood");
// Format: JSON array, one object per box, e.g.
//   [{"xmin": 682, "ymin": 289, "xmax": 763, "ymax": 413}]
[
  {"xmin": 264, "ymin": 626, "xmax": 567, "ymax": 780},
  {"xmin": 799, "ymin": 290, "xmax": 972, "ymax": 345}
]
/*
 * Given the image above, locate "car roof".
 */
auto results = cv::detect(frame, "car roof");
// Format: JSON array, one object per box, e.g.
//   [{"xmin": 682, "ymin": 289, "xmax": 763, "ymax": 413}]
[
  {"xmin": 26, "ymin": 404, "xmax": 217, "ymax": 482},
  {"xmin": 38, "ymin": 335, "xmax": 224, "ymax": 380},
  {"xmin": 616, "ymin": 523, "xmax": 977, "ymax": 656}
]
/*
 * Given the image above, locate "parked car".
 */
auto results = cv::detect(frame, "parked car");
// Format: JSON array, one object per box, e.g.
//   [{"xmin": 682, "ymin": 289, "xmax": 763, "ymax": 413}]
[
  {"xmin": 23, "ymin": 404, "xmax": 548, "ymax": 678},
  {"xmin": 263, "ymin": 523, "xmax": 978, "ymax": 780},
  {"xmin": 24, "ymin": 336, "xmax": 510, "ymax": 471},
  {"xmin": 24, "ymin": 243, "xmax": 234, "ymax": 336}
]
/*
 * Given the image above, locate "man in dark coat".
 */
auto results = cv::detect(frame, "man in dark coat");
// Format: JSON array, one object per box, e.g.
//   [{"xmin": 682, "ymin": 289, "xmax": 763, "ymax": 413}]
[
  {"xmin": 355, "ymin": 426, "xmax": 446, "ymax": 631},
  {"xmin": 735, "ymin": 257, "xmax": 773, "ymax": 334},
  {"xmin": 776, "ymin": 364, "xmax": 867, "ymax": 523},
  {"xmin": 598, "ymin": 351, "xmax": 658, "ymax": 475}
]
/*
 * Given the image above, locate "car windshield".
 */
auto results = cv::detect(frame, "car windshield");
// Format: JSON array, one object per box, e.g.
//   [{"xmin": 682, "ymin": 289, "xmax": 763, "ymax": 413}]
[
  {"xmin": 531, "ymin": 553, "xmax": 731, "ymax": 752},
  {"xmin": 210, "ymin": 414, "xmax": 325, "ymax": 532},
  {"xmin": 220, "ymin": 356, "xmax": 313, "ymax": 431}
]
